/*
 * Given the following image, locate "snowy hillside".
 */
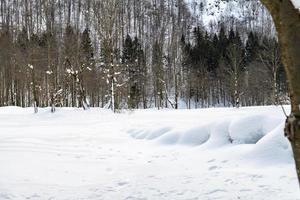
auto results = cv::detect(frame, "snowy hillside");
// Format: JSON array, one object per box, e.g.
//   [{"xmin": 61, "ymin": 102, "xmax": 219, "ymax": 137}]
[
  {"xmin": 185, "ymin": 0, "xmax": 273, "ymax": 33},
  {"xmin": 0, "ymin": 106, "xmax": 299, "ymax": 200}
]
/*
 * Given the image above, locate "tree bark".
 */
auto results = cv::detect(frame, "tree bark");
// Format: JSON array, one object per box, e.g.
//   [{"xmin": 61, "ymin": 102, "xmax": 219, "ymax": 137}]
[{"xmin": 260, "ymin": 0, "xmax": 300, "ymax": 184}]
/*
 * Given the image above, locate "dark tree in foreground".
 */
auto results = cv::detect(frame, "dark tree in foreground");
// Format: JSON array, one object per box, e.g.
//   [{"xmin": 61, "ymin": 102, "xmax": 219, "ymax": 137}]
[{"xmin": 260, "ymin": 0, "xmax": 300, "ymax": 185}]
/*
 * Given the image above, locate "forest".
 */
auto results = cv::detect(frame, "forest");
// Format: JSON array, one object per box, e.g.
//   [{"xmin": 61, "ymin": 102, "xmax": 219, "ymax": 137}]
[
  {"xmin": 1, "ymin": 0, "xmax": 300, "ymax": 199},
  {"xmin": 0, "ymin": 0, "xmax": 288, "ymax": 112}
]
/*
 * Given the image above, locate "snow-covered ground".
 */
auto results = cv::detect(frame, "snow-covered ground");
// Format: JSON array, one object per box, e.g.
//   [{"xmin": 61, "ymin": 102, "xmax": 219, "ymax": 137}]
[{"xmin": 0, "ymin": 106, "xmax": 299, "ymax": 200}]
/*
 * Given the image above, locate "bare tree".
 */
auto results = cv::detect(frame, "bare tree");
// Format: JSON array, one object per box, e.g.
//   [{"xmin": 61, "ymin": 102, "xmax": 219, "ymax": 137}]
[{"xmin": 259, "ymin": 37, "xmax": 281, "ymax": 105}]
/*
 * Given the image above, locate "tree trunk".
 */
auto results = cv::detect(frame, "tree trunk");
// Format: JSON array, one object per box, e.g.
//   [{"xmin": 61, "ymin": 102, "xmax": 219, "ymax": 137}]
[{"xmin": 260, "ymin": 0, "xmax": 300, "ymax": 184}]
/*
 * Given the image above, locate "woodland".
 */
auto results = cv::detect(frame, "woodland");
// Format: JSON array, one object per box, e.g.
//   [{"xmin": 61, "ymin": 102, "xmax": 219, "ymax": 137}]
[{"xmin": 0, "ymin": 0, "xmax": 287, "ymax": 111}]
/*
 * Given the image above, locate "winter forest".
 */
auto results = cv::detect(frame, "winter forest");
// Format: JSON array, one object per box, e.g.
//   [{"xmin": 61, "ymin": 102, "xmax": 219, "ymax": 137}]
[
  {"xmin": 0, "ymin": 0, "xmax": 289, "ymax": 112},
  {"xmin": 2, "ymin": 0, "xmax": 300, "ymax": 199}
]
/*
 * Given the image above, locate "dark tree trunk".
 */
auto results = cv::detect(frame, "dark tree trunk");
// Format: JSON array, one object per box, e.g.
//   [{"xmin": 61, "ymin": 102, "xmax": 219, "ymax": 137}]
[{"xmin": 260, "ymin": 0, "xmax": 300, "ymax": 185}]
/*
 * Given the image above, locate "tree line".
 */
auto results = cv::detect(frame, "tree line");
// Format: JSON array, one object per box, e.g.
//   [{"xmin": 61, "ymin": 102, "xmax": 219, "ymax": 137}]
[
  {"xmin": 180, "ymin": 26, "xmax": 287, "ymax": 108},
  {"xmin": 0, "ymin": 0, "xmax": 287, "ymax": 112}
]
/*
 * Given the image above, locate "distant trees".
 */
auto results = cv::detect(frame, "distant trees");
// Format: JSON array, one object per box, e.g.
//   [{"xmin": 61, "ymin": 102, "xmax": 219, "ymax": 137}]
[
  {"xmin": 152, "ymin": 41, "xmax": 165, "ymax": 109},
  {"xmin": 259, "ymin": 37, "xmax": 281, "ymax": 105},
  {"xmin": 225, "ymin": 30, "xmax": 245, "ymax": 108},
  {"xmin": 122, "ymin": 35, "xmax": 146, "ymax": 109},
  {"xmin": 0, "ymin": 0, "xmax": 288, "ymax": 111},
  {"xmin": 179, "ymin": 25, "xmax": 287, "ymax": 108}
]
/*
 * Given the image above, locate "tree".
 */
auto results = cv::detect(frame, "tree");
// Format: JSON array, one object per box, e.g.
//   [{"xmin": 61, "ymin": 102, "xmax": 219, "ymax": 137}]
[
  {"xmin": 79, "ymin": 28, "xmax": 95, "ymax": 109},
  {"xmin": 152, "ymin": 41, "xmax": 164, "ymax": 109},
  {"xmin": 260, "ymin": 0, "xmax": 300, "ymax": 184},
  {"xmin": 63, "ymin": 25, "xmax": 79, "ymax": 107},
  {"xmin": 225, "ymin": 29, "xmax": 245, "ymax": 108},
  {"xmin": 259, "ymin": 37, "xmax": 281, "ymax": 105},
  {"xmin": 245, "ymin": 32, "xmax": 259, "ymax": 65},
  {"xmin": 122, "ymin": 35, "xmax": 145, "ymax": 109},
  {"xmin": 180, "ymin": 34, "xmax": 193, "ymax": 109},
  {"xmin": 0, "ymin": 0, "xmax": 294, "ymax": 117},
  {"xmin": 122, "ymin": 35, "xmax": 136, "ymax": 109}
]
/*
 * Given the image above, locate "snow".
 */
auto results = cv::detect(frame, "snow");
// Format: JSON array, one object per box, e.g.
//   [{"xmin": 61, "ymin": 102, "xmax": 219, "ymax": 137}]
[
  {"xmin": 292, "ymin": 0, "xmax": 300, "ymax": 10},
  {"xmin": 185, "ymin": 0, "xmax": 240, "ymax": 26},
  {"xmin": 28, "ymin": 64, "xmax": 34, "ymax": 69},
  {"xmin": 0, "ymin": 106, "xmax": 299, "ymax": 200}
]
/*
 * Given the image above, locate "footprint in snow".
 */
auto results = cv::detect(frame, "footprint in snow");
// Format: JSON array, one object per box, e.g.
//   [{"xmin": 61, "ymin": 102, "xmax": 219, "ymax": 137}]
[
  {"xmin": 240, "ymin": 189, "xmax": 252, "ymax": 192},
  {"xmin": 207, "ymin": 159, "xmax": 216, "ymax": 163},
  {"xmin": 117, "ymin": 181, "xmax": 129, "ymax": 186},
  {"xmin": 183, "ymin": 180, "xmax": 192, "ymax": 184},
  {"xmin": 204, "ymin": 189, "xmax": 227, "ymax": 195},
  {"xmin": 32, "ymin": 194, "xmax": 41, "ymax": 199},
  {"xmin": 224, "ymin": 179, "xmax": 233, "ymax": 183},
  {"xmin": 258, "ymin": 185, "xmax": 267, "ymax": 188},
  {"xmin": 176, "ymin": 191, "xmax": 185, "ymax": 196},
  {"xmin": 208, "ymin": 166, "xmax": 218, "ymax": 171}
]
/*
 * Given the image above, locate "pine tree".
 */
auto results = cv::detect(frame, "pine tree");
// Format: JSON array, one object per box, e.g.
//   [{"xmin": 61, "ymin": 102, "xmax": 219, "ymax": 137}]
[
  {"xmin": 122, "ymin": 35, "xmax": 135, "ymax": 108},
  {"xmin": 245, "ymin": 31, "xmax": 259, "ymax": 65},
  {"xmin": 122, "ymin": 35, "xmax": 145, "ymax": 109},
  {"xmin": 79, "ymin": 28, "xmax": 95, "ymax": 109}
]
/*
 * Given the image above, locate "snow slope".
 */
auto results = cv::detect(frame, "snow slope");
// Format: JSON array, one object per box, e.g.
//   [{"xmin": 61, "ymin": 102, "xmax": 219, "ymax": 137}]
[{"xmin": 0, "ymin": 106, "xmax": 299, "ymax": 200}]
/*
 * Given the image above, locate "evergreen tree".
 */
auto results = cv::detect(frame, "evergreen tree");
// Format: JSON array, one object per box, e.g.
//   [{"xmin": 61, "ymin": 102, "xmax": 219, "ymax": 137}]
[
  {"xmin": 245, "ymin": 31, "xmax": 259, "ymax": 65},
  {"xmin": 123, "ymin": 35, "xmax": 137, "ymax": 108},
  {"xmin": 79, "ymin": 28, "xmax": 95, "ymax": 109}
]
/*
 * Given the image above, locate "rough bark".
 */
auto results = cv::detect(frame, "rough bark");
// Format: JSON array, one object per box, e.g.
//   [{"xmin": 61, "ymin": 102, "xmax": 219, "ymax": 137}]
[{"xmin": 260, "ymin": 0, "xmax": 300, "ymax": 184}]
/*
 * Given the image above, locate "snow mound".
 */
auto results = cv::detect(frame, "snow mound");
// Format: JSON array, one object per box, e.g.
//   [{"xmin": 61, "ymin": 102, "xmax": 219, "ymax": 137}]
[
  {"xmin": 245, "ymin": 123, "xmax": 293, "ymax": 165},
  {"xmin": 199, "ymin": 119, "xmax": 232, "ymax": 149},
  {"xmin": 157, "ymin": 130, "xmax": 181, "ymax": 145},
  {"xmin": 229, "ymin": 115, "xmax": 282, "ymax": 144},
  {"xmin": 128, "ymin": 114, "xmax": 288, "ymax": 150},
  {"xmin": 129, "ymin": 125, "xmax": 210, "ymax": 146},
  {"xmin": 177, "ymin": 126, "xmax": 210, "ymax": 146},
  {"xmin": 128, "ymin": 127, "xmax": 172, "ymax": 140}
]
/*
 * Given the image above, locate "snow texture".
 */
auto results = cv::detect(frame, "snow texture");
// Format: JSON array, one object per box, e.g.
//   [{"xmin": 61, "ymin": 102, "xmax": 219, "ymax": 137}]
[{"xmin": 0, "ymin": 106, "xmax": 299, "ymax": 200}]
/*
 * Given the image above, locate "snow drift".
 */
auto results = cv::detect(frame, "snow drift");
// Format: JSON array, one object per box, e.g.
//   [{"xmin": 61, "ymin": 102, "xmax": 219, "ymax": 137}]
[{"xmin": 0, "ymin": 106, "xmax": 299, "ymax": 200}]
